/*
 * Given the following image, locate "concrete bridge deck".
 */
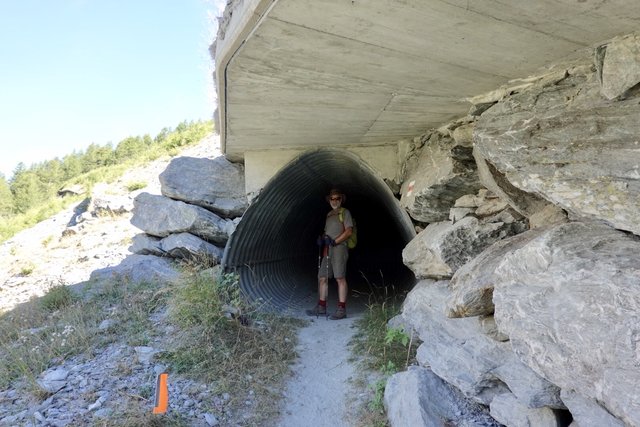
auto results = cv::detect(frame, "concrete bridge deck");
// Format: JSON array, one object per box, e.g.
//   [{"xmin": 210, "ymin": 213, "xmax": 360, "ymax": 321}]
[{"xmin": 214, "ymin": 0, "xmax": 640, "ymax": 171}]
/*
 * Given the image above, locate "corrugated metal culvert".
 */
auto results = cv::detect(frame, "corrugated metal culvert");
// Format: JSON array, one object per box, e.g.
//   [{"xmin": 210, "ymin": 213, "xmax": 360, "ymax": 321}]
[{"xmin": 223, "ymin": 148, "xmax": 416, "ymax": 315}]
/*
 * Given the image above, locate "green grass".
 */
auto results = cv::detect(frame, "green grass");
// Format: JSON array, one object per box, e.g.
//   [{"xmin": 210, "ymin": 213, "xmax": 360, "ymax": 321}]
[
  {"xmin": 0, "ymin": 194, "xmax": 85, "ymax": 242},
  {"xmin": 126, "ymin": 181, "xmax": 147, "ymax": 192},
  {"xmin": 0, "ymin": 264, "xmax": 304, "ymax": 425},
  {"xmin": 19, "ymin": 263, "xmax": 35, "ymax": 276},
  {"xmin": 0, "ymin": 279, "xmax": 163, "ymax": 391},
  {"xmin": 349, "ymin": 293, "xmax": 419, "ymax": 427},
  {"xmin": 160, "ymin": 269, "xmax": 304, "ymax": 424},
  {"xmin": 39, "ymin": 284, "xmax": 77, "ymax": 311}
]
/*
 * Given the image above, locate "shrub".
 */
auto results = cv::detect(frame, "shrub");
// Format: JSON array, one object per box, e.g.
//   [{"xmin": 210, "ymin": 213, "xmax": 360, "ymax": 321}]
[
  {"xmin": 350, "ymin": 293, "xmax": 419, "ymax": 426},
  {"xmin": 126, "ymin": 181, "xmax": 147, "ymax": 192},
  {"xmin": 40, "ymin": 285, "xmax": 76, "ymax": 311}
]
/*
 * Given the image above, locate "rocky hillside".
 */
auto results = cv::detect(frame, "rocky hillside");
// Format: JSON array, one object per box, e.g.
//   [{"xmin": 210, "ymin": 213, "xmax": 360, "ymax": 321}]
[
  {"xmin": 0, "ymin": 135, "xmax": 256, "ymax": 426},
  {"xmin": 0, "ymin": 136, "xmax": 219, "ymax": 314}
]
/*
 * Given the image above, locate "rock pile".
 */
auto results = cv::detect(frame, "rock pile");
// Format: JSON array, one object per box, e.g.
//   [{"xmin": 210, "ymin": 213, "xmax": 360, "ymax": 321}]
[
  {"xmin": 385, "ymin": 32, "xmax": 640, "ymax": 427},
  {"xmin": 128, "ymin": 155, "xmax": 248, "ymax": 264}
]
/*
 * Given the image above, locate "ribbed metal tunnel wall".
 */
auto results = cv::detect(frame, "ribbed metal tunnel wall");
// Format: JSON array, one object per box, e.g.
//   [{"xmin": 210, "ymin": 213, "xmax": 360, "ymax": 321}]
[{"xmin": 222, "ymin": 148, "xmax": 416, "ymax": 315}]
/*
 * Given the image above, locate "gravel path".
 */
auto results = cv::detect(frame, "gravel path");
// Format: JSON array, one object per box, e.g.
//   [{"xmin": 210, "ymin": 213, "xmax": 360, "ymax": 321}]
[{"xmin": 277, "ymin": 315, "xmax": 362, "ymax": 427}]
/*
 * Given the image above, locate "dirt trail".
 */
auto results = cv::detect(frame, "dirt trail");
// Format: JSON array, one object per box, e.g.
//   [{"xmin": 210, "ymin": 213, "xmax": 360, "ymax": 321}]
[{"xmin": 276, "ymin": 314, "xmax": 364, "ymax": 427}]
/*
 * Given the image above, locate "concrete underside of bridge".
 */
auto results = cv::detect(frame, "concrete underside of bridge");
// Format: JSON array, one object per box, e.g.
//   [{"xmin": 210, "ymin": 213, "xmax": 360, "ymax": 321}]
[
  {"xmin": 214, "ymin": 0, "xmax": 640, "ymax": 309},
  {"xmin": 215, "ymin": 0, "xmax": 640, "ymax": 162}
]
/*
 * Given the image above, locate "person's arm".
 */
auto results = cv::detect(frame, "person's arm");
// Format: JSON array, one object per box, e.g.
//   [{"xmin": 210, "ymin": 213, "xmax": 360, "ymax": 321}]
[{"xmin": 333, "ymin": 226, "xmax": 352, "ymax": 245}]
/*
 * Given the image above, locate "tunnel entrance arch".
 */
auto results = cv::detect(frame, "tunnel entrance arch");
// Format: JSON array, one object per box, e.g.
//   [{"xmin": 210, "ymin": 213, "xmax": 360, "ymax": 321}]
[{"xmin": 223, "ymin": 148, "xmax": 416, "ymax": 314}]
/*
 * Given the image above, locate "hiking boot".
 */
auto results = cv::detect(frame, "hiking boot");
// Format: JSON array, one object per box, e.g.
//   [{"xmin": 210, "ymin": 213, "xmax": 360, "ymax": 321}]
[
  {"xmin": 306, "ymin": 304, "xmax": 326, "ymax": 316},
  {"xmin": 330, "ymin": 306, "xmax": 347, "ymax": 320}
]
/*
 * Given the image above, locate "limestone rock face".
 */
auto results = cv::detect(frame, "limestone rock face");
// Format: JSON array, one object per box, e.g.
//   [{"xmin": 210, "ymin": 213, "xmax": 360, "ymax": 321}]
[
  {"xmin": 129, "ymin": 233, "xmax": 163, "ymax": 256},
  {"xmin": 560, "ymin": 389, "xmax": 624, "ymax": 427},
  {"xmin": 160, "ymin": 156, "xmax": 248, "ymax": 218},
  {"xmin": 400, "ymin": 131, "xmax": 482, "ymax": 223},
  {"xmin": 159, "ymin": 232, "xmax": 224, "ymax": 262},
  {"xmin": 493, "ymin": 222, "xmax": 640, "ymax": 426},
  {"xmin": 131, "ymin": 192, "xmax": 236, "ymax": 245},
  {"xmin": 474, "ymin": 53, "xmax": 640, "ymax": 236},
  {"xmin": 599, "ymin": 33, "xmax": 640, "ymax": 100},
  {"xmin": 384, "ymin": 366, "xmax": 500, "ymax": 427},
  {"xmin": 446, "ymin": 228, "xmax": 545, "ymax": 318},
  {"xmin": 402, "ymin": 280, "xmax": 563, "ymax": 409},
  {"xmin": 489, "ymin": 393, "xmax": 560, "ymax": 427},
  {"xmin": 473, "ymin": 146, "xmax": 565, "ymax": 222},
  {"xmin": 402, "ymin": 216, "xmax": 521, "ymax": 279}
]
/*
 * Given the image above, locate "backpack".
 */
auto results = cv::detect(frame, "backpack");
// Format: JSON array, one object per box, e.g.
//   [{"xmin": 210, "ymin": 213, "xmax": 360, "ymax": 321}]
[{"xmin": 338, "ymin": 207, "xmax": 357, "ymax": 249}]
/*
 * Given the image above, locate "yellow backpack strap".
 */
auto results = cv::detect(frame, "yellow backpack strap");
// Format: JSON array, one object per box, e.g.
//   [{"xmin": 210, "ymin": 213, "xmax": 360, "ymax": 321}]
[{"xmin": 338, "ymin": 207, "xmax": 345, "ymax": 223}]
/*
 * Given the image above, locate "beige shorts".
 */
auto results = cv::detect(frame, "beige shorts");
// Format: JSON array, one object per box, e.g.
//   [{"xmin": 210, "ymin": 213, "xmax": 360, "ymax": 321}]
[{"xmin": 318, "ymin": 244, "xmax": 349, "ymax": 279}]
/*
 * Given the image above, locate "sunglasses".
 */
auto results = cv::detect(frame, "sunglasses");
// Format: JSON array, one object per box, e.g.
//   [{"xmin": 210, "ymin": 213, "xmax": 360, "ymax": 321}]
[{"xmin": 330, "ymin": 197, "xmax": 341, "ymax": 201}]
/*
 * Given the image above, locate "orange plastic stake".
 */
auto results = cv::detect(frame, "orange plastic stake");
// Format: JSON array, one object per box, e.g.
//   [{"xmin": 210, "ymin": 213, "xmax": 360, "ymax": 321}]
[{"xmin": 153, "ymin": 372, "xmax": 169, "ymax": 414}]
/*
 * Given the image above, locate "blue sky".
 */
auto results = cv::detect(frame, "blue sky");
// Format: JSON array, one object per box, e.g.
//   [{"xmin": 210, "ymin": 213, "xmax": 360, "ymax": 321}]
[{"xmin": 0, "ymin": 0, "xmax": 225, "ymax": 179}]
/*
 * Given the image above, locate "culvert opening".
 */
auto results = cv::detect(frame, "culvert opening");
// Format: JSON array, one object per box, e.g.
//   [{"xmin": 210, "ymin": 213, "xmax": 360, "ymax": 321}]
[{"xmin": 223, "ymin": 148, "xmax": 416, "ymax": 316}]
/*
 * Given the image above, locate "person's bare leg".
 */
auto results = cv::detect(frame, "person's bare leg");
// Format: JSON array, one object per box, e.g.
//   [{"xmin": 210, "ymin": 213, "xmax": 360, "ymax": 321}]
[
  {"xmin": 330, "ymin": 277, "xmax": 348, "ymax": 319},
  {"xmin": 319, "ymin": 276, "xmax": 328, "ymax": 301},
  {"xmin": 307, "ymin": 276, "xmax": 329, "ymax": 316},
  {"xmin": 336, "ymin": 278, "xmax": 348, "ymax": 303}
]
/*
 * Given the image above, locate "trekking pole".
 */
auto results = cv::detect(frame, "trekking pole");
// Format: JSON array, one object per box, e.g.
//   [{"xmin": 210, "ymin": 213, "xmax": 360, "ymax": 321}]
[
  {"xmin": 315, "ymin": 242, "xmax": 322, "ymax": 320},
  {"xmin": 326, "ymin": 242, "xmax": 331, "ymax": 320},
  {"xmin": 314, "ymin": 236, "xmax": 324, "ymax": 319}
]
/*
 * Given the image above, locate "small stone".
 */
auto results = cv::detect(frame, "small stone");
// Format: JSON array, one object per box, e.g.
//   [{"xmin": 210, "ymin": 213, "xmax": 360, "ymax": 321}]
[
  {"xmin": 88, "ymin": 395, "xmax": 107, "ymax": 411},
  {"xmin": 42, "ymin": 368, "xmax": 69, "ymax": 382},
  {"xmin": 94, "ymin": 408, "xmax": 112, "ymax": 418},
  {"xmin": 98, "ymin": 319, "xmax": 115, "ymax": 330},
  {"xmin": 153, "ymin": 364, "xmax": 167, "ymax": 375},
  {"xmin": 38, "ymin": 368, "xmax": 69, "ymax": 393},
  {"xmin": 204, "ymin": 413, "xmax": 219, "ymax": 426},
  {"xmin": 134, "ymin": 346, "xmax": 157, "ymax": 364}
]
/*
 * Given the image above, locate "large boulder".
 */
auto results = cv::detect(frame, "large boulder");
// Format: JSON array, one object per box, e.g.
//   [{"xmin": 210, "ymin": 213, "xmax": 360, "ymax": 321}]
[
  {"xmin": 131, "ymin": 192, "xmax": 236, "ymax": 245},
  {"xmin": 384, "ymin": 366, "xmax": 500, "ymax": 427},
  {"xmin": 474, "ymin": 42, "xmax": 640, "ymax": 236},
  {"xmin": 159, "ymin": 156, "xmax": 248, "ymax": 218},
  {"xmin": 473, "ymin": 146, "xmax": 567, "ymax": 223},
  {"xmin": 89, "ymin": 254, "xmax": 180, "ymax": 285},
  {"xmin": 560, "ymin": 390, "xmax": 624, "ymax": 427},
  {"xmin": 402, "ymin": 215, "xmax": 522, "ymax": 279},
  {"xmin": 493, "ymin": 221, "xmax": 640, "ymax": 426},
  {"xmin": 489, "ymin": 393, "xmax": 560, "ymax": 427},
  {"xmin": 446, "ymin": 228, "xmax": 545, "ymax": 318},
  {"xmin": 400, "ymin": 130, "xmax": 482, "ymax": 223},
  {"xmin": 160, "ymin": 232, "xmax": 224, "ymax": 262},
  {"xmin": 402, "ymin": 280, "xmax": 563, "ymax": 410},
  {"xmin": 599, "ymin": 32, "xmax": 640, "ymax": 100},
  {"xmin": 129, "ymin": 231, "xmax": 224, "ymax": 263},
  {"xmin": 129, "ymin": 233, "xmax": 164, "ymax": 256}
]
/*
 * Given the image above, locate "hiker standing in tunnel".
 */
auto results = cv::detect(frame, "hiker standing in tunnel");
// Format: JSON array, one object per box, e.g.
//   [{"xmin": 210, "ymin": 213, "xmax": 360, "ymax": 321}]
[{"xmin": 307, "ymin": 188, "xmax": 354, "ymax": 320}]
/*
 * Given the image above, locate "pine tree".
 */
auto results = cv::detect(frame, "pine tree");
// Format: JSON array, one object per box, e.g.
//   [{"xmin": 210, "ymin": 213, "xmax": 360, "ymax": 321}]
[{"xmin": 0, "ymin": 173, "xmax": 14, "ymax": 216}]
